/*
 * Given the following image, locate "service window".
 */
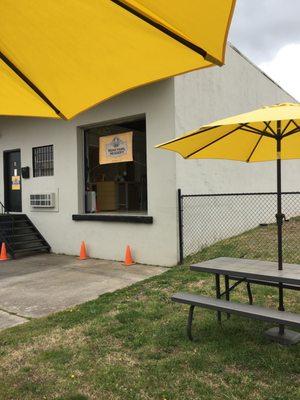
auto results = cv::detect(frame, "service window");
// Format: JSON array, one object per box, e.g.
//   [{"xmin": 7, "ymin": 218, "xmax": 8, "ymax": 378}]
[
  {"xmin": 32, "ymin": 145, "xmax": 54, "ymax": 177},
  {"xmin": 84, "ymin": 117, "xmax": 147, "ymax": 213}
]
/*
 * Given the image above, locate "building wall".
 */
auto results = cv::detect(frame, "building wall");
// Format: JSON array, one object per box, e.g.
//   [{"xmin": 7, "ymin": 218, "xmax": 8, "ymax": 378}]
[
  {"xmin": 0, "ymin": 80, "xmax": 178, "ymax": 266},
  {"xmin": 175, "ymin": 45, "xmax": 298, "ymax": 194},
  {"xmin": 174, "ymin": 45, "xmax": 299, "ymax": 256}
]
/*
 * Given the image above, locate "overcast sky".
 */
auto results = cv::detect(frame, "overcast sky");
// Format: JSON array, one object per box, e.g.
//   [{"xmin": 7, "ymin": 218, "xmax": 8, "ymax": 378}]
[{"xmin": 229, "ymin": 0, "xmax": 300, "ymax": 101}]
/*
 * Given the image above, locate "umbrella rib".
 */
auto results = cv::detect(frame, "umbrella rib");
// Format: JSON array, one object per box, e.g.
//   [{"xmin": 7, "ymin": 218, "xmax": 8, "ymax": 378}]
[
  {"xmin": 156, "ymin": 125, "xmax": 220, "ymax": 148},
  {"xmin": 282, "ymin": 120, "xmax": 300, "ymax": 138},
  {"xmin": 263, "ymin": 121, "xmax": 277, "ymax": 136},
  {"xmin": 111, "ymin": 0, "xmax": 222, "ymax": 65},
  {"xmin": 246, "ymin": 130, "xmax": 267, "ymax": 162},
  {"xmin": 245, "ymin": 121, "xmax": 275, "ymax": 135},
  {"xmin": 281, "ymin": 120, "xmax": 293, "ymax": 135},
  {"xmin": 240, "ymin": 123, "xmax": 267, "ymax": 134},
  {"xmin": 240, "ymin": 126, "xmax": 275, "ymax": 139},
  {"xmin": 282, "ymin": 126, "xmax": 300, "ymax": 138},
  {"xmin": 240, "ymin": 122, "xmax": 276, "ymax": 137},
  {"xmin": 0, "ymin": 50, "xmax": 65, "ymax": 119},
  {"xmin": 291, "ymin": 119, "xmax": 300, "ymax": 131},
  {"xmin": 185, "ymin": 126, "xmax": 241, "ymax": 158}
]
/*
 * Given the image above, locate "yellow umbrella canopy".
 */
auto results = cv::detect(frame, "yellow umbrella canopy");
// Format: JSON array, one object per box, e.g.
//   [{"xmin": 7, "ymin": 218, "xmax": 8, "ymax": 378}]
[
  {"xmin": 0, "ymin": 0, "xmax": 236, "ymax": 120},
  {"xmin": 156, "ymin": 103, "xmax": 300, "ymax": 161}
]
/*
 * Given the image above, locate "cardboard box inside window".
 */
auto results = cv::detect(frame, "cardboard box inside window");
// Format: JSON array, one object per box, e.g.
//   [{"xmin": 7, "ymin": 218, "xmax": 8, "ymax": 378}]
[{"xmin": 96, "ymin": 181, "xmax": 118, "ymax": 211}]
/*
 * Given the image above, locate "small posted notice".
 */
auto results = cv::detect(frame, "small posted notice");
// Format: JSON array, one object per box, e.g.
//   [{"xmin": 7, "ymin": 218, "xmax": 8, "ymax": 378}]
[{"xmin": 11, "ymin": 176, "xmax": 20, "ymax": 190}]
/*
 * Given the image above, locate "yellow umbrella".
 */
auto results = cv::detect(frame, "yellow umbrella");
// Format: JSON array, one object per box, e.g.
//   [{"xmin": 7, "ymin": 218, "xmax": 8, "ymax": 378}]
[
  {"xmin": 156, "ymin": 103, "xmax": 300, "ymax": 162},
  {"xmin": 156, "ymin": 102, "xmax": 300, "ymax": 337},
  {"xmin": 0, "ymin": 0, "xmax": 236, "ymax": 119}
]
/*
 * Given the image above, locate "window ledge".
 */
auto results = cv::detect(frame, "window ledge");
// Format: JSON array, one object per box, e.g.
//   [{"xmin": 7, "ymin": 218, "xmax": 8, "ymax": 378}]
[{"xmin": 72, "ymin": 214, "xmax": 153, "ymax": 224}]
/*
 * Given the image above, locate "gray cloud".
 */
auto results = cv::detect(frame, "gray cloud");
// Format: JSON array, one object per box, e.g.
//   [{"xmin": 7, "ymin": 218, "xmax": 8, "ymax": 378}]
[{"xmin": 229, "ymin": 0, "xmax": 300, "ymax": 63}]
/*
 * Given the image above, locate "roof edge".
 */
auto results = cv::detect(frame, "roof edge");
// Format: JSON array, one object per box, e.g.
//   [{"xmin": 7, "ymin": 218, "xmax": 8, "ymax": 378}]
[{"xmin": 228, "ymin": 42, "xmax": 297, "ymax": 102}]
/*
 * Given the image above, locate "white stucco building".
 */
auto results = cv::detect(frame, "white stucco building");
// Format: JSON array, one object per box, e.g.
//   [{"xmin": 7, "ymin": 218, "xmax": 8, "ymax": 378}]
[{"xmin": 0, "ymin": 45, "xmax": 296, "ymax": 266}]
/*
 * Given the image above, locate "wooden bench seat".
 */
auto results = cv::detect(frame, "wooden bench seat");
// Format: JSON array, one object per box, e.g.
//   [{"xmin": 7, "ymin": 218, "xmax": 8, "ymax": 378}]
[{"xmin": 172, "ymin": 292, "xmax": 300, "ymax": 341}]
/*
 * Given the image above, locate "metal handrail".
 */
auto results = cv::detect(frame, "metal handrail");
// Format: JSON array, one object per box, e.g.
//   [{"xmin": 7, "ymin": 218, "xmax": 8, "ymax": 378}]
[
  {"xmin": 0, "ymin": 201, "xmax": 15, "ymax": 250},
  {"xmin": 0, "ymin": 201, "xmax": 9, "ymax": 214}
]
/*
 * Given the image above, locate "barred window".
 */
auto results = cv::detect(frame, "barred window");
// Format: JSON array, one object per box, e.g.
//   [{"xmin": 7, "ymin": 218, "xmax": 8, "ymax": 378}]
[{"xmin": 33, "ymin": 145, "xmax": 54, "ymax": 177}]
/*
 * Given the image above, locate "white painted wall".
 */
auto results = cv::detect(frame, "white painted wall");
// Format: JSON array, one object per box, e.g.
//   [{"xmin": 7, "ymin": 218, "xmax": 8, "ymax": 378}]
[
  {"xmin": 174, "ymin": 45, "xmax": 300, "ymax": 256},
  {"xmin": 0, "ymin": 80, "xmax": 178, "ymax": 266}
]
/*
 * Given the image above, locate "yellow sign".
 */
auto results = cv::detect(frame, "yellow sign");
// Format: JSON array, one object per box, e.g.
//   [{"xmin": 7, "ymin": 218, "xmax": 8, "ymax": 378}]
[
  {"xmin": 11, "ymin": 176, "xmax": 20, "ymax": 190},
  {"xmin": 99, "ymin": 132, "xmax": 133, "ymax": 165}
]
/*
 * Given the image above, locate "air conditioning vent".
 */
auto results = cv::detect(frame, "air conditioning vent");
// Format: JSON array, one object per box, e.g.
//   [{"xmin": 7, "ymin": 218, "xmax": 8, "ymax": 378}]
[{"xmin": 30, "ymin": 193, "xmax": 55, "ymax": 208}]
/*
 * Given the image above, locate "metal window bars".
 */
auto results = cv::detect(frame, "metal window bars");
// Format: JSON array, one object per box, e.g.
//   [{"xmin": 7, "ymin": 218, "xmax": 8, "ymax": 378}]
[{"xmin": 33, "ymin": 145, "xmax": 54, "ymax": 177}]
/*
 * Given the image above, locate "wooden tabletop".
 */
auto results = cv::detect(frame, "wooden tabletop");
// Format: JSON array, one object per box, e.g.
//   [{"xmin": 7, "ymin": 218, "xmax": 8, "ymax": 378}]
[{"xmin": 191, "ymin": 257, "xmax": 300, "ymax": 285}]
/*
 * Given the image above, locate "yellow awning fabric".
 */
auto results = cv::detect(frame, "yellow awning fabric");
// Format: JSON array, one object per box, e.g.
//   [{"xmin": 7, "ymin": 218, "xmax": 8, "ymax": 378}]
[
  {"xmin": 0, "ymin": 59, "xmax": 58, "ymax": 118},
  {"xmin": 0, "ymin": 0, "xmax": 236, "ymax": 119},
  {"xmin": 156, "ymin": 103, "xmax": 300, "ymax": 162}
]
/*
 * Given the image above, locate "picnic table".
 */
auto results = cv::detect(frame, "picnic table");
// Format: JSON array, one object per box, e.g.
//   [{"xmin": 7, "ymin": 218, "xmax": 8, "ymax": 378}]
[
  {"xmin": 172, "ymin": 257, "xmax": 300, "ymax": 345},
  {"xmin": 191, "ymin": 257, "xmax": 300, "ymax": 286}
]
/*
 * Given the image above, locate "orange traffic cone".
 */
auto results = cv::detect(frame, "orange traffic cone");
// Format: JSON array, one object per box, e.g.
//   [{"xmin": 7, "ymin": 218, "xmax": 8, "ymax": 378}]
[
  {"xmin": 0, "ymin": 242, "xmax": 9, "ymax": 261},
  {"xmin": 78, "ymin": 241, "xmax": 88, "ymax": 260},
  {"xmin": 123, "ymin": 245, "xmax": 135, "ymax": 266}
]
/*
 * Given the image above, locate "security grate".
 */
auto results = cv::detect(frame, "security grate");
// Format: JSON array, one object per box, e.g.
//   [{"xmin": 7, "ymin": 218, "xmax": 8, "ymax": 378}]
[{"xmin": 33, "ymin": 145, "xmax": 54, "ymax": 177}]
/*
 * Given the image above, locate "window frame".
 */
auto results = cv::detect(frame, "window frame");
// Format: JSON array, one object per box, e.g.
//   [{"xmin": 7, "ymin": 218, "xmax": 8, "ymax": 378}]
[
  {"xmin": 32, "ymin": 144, "xmax": 54, "ymax": 177},
  {"xmin": 82, "ymin": 115, "xmax": 148, "ymax": 215}
]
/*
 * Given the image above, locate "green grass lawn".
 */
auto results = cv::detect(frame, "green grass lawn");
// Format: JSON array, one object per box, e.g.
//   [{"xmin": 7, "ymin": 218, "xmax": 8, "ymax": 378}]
[{"xmin": 0, "ymin": 227, "xmax": 299, "ymax": 400}]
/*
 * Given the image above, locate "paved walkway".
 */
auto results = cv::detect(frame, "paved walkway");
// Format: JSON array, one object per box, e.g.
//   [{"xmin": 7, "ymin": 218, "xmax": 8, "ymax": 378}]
[{"xmin": 0, "ymin": 254, "xmax": 167, "ymax": 330}]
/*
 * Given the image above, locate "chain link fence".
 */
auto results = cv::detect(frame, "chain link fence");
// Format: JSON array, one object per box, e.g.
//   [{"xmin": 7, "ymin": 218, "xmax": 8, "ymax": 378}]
[{"xmin": 178, "ymin": 190, "xmax": 300, "ymax": 264}]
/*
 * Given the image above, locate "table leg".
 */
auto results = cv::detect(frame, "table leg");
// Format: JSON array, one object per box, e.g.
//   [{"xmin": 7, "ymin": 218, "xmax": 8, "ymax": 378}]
[
  {"xmin": 215, "ymin": 273, "xmax": 221, "ymax": 323},
  {"xmin": 246, "ymin": 282, "xmax": 253, "ymax": 305},
  {"xmin": 225, "ymin": 275, "xmax": 230, "ymax": 320},
  {"xmin": 187, "ymin": 305, "xmax": 195, "ymax": 341},
  {"xmin": 278, "ymin": 282, "xmax": 285, "ymax": 335}
]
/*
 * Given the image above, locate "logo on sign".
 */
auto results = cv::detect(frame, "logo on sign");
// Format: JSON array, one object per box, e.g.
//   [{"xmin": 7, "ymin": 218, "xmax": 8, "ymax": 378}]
[
  {"xmin": 99, "ymin": 131, "xmax": 133, "ymax": 164},
  {"xmin": 105, "ymin": 137, "xmax": 128, "ymax": 158}
]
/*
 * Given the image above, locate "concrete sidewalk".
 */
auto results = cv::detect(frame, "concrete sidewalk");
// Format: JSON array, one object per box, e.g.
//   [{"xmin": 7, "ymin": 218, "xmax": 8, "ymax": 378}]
[{"xmin": 0, "ymin": 254, "xmax": 167, "ymax": 331}]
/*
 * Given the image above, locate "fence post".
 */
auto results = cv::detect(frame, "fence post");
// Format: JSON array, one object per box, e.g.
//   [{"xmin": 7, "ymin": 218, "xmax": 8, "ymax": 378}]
[{"xmin": 178, "ymin": 188, "xmax": 184, "ymax": 264}]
